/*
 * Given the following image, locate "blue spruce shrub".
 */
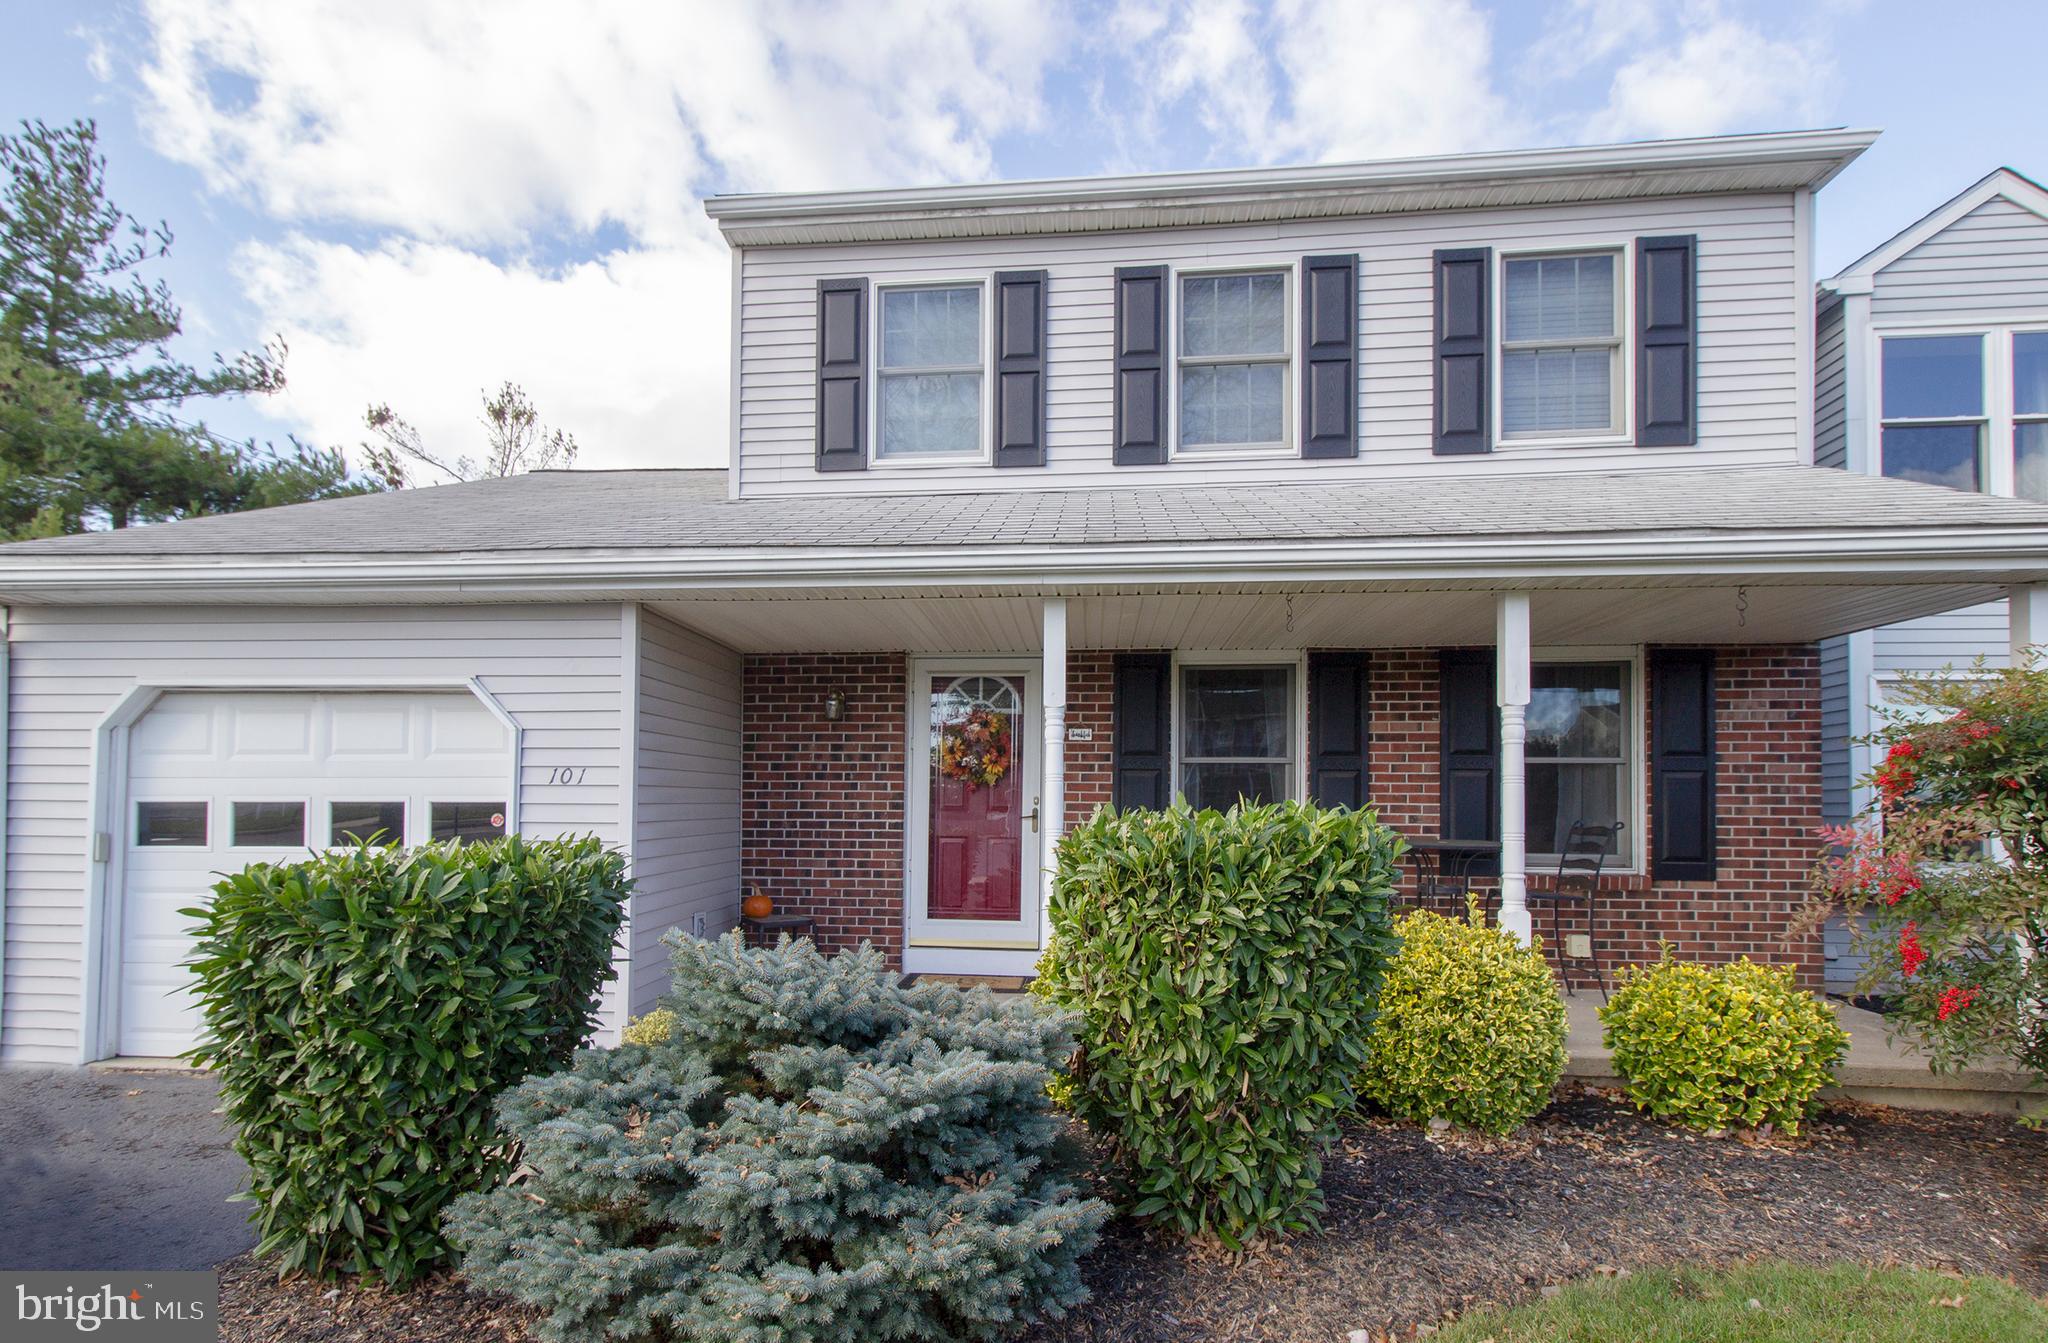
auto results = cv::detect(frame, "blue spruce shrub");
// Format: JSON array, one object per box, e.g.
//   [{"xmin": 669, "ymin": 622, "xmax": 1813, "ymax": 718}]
[{"xmin": 445, "ymin": 932, "xmax": 1108, "ymax": 1342}]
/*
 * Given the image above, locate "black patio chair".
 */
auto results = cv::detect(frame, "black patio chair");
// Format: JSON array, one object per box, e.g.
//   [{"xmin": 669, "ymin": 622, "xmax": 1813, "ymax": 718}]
[{"xmin": 1530, "ymin": 820, "xmax": 1624, "ymax": 1001}]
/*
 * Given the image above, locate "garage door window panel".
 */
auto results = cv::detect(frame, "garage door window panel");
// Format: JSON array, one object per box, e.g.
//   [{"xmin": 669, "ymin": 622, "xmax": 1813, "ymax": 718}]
[
  {"xmin": 330, "ymin": 801, "xmax": 407, "ymax": 847},
  {"xmin": 431, "ymin": 802, "xmax": 507, "ymax": 843},
  {"xmin": 232, "ymin": 801, "xmax": 307, "ymax": 847},
  {"xmin": 135, "ymin": 801, "xmax": 208, "ymax": 847}
]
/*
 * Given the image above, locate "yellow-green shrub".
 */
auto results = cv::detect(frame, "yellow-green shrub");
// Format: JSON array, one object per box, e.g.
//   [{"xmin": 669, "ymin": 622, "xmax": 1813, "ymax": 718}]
[
  {"xmin": 1600, "ymin": 954, "xmax": 1848, "ymax": 1135},
  {"xmin": 620, "ymin": 1007, "xmax": 677, "ymax": 1046},
  {"xmin": 1359, "ymin": 902, "xmax": 1566, "ymax": 1133}
]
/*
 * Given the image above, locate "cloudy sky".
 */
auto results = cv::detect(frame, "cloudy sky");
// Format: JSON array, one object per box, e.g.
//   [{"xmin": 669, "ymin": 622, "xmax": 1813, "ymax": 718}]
[{"xmin": 5, "ymin": 0, "xmax": 2045, "ymax": 471}]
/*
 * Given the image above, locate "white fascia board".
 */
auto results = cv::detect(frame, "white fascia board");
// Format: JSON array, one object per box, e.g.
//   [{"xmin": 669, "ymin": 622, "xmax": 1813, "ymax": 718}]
[
  {"xmin": 5, "ymin": 524, "xmax": 2048, "ymax": 600},
  {"xmin": 708, "ymin": 128, "xmax": 1878, "ymax": 245}
]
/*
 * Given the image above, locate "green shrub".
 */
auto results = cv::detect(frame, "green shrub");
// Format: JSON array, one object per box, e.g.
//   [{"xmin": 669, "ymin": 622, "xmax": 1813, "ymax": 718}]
[
  {"xmin": 183, "ymin": 834, "xmax": 629, "ymax": 1283},
  {"xmin": 1360, "ymin": 902, "xmax": 1566, "ymax": 1133},
  {"xmin": 1599, "ymin": 953, "xmax": 1849, "ymax": 1135},
  {"xmin": 446, "ymin": 933, "xmax": 1107, "ymax": 1343},
  {"xmin": 619, "ymin": 1006, "xmax": 677, "ymax": 1046},
  {"xmin": 1034, "ymin": 799, "xmax": 1402, "ymax": 1246}
]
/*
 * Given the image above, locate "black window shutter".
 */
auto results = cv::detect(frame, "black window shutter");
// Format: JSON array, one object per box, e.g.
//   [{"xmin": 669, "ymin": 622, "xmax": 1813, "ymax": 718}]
[
  {"xmin": 993, "ymin": 269, "xmax": 1048, "ymax": 468},
  {"xmin": 1636, "ymin": 235, "xmax": 1697, "ymax": 447},
  {"xmin": 1308, "ymin": 651, "xmax": 1369, "ymax": 807},
  {"xmin": 1112, "ymin": 652, "xmax": 1171, "ymax": 809},
  {"xmin": 1113, "ymin": 265, "xmax": 1168, "ymax": 465},
  {"xmin": 1649, "ymin": 648, "xmax": 1717, "ymax": 880},
  {"xmin": 1438, "ymin": 649, "xmax": 1499, "ymax": 872},
  {"xmin": 1432, "ymin": 248, "xmax": 1490, "ymax": 455},
  {"xmin": 815, "ymin": 277, "xmax": 868, "ymax": 472},
  {"xmin": 1301, "ymin": 254, "xmax": 1359, "ymax": 459}
]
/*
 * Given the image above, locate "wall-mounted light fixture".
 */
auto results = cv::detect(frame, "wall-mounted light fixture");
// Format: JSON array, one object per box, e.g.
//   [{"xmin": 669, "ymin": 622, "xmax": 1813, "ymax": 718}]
[{"xmin": 823, "ymin": 690, "xmax": 847, "ymax": 722}]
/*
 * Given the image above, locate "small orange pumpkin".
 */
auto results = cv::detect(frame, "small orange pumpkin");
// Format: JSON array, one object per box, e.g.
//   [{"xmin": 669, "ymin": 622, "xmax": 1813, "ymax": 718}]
[{"xmin": 742, "ymin": 889, "xmax": 773, "ymax": 920}]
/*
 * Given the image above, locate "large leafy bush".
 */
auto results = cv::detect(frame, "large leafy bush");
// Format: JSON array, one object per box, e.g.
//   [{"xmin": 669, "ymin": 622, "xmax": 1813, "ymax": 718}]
[
  {"xmin": 446, "ymin": 933, "xmax": 1107, "ymax": 1343},
  {"xmin": 1812, "ymin": 663, "xmax": 2048, "ymax": 1096},
  {"xmin": 1360, "ymin": 902, "xmax": 1566, "ymax": 1133},
  {"xmin": 184, "ymin": 834, "xmax": 628, "ymax": 1283},
  {"xmin": 1599, "ymin": 954, "xmax": 1848, "ymax": 1135},
  {"xmin": 1034, "ymin": 799, "xmax": 1401, "ymax": 1245}
]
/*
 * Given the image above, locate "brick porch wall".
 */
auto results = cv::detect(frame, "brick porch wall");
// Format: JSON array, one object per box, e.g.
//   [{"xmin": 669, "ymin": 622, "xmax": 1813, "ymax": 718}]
[
  {"xmin": 741, "ymin": 654, "xmax": 907, "ymax": 962},
  {"xmin": 1355, "ymin": 645, "xmax": 1824, "ymax": 988},
  {"xmin": 740, "ymin": 645, "xmax": 1821, "ymax": 983}
]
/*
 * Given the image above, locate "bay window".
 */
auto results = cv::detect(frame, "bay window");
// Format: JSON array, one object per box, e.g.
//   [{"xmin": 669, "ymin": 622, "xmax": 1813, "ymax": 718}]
[
  {"xmin": 1177, "ymin": 663, "xmax": 1296, "ymax": 809},
  {"xmin": 1178, "ymin": 270, "xmax": 1290, "ymax": 451},
  {"xmin": 1501, "ymin": 251, "xmax": 1622, "ymax": 438},
  {"xmin": 876, "ymin": 283, "xmax": 983, "ymax": 459}
]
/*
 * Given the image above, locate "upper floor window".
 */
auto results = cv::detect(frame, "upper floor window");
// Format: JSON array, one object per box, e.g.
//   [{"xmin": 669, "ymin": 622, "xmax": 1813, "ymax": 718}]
[
  {"xmin": 1881, "ymin": 334, "xmax": 1983, "ymax": 491},
  {"xmin": 876, "ymin": 283, "xmax": 983, "ymax": 459},
  {"xmin": 2013, "ymin": 332, "xmax": 2048, "ymax": 500},
  {"xmin": 1501, "ymin": 251, "xmax": 1622, "ymax": 438},
  {"xmin": 1178, "ymin": 270, "xmax": 1290, "ymax": 452}
]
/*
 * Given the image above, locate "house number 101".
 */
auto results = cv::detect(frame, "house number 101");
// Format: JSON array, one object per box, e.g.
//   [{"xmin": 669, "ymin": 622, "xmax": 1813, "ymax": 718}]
[{"xmin": 546, "ymin": 766, "xmax": 590, "ymax": 785}]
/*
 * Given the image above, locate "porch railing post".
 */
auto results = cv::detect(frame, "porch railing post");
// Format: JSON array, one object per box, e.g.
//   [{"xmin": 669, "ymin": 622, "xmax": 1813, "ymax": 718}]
[
  {"xmin": 1041, "ymin": 597, "xmax": 1069, "ymax": 940},
  {"xmin": 1496, "ymin": 592, "xmax": 1533, "ymax": 945},
  {"xmin": 2010, "ymin": 584, "xmax": 2048, "ymax": 669}
]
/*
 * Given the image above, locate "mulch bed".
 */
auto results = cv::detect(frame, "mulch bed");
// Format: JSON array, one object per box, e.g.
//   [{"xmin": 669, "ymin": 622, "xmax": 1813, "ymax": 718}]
[{"xmin": 217, "ymin": 1088, "xmax": 2048, "ymax": 1343}]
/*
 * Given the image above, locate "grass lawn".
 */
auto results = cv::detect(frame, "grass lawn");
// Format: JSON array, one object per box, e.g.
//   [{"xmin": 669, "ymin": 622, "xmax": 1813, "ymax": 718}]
[{"xmin": 1434, "ymin": 1263, "xmax": 2048, "ymax": 1342}]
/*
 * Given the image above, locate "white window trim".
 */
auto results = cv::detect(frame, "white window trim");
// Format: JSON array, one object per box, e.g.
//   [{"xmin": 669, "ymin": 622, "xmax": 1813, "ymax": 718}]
[
  {"xmin": 1527, "ymin": 647, "xmax": 1644, "ymax": 874},
  {"xmin": 868, "ymin": 275, "xmax": 994, "ymax": 469},
  {"xmin": 1870, "ymin": 321, "xmax": 2048, "ymax": 499},
  {"xmin": 1168, "ymin": 262, "xmax": 1299, "ymax": 461},
  {"xmin": 1492, "ymin": 242, "xmax": 1636, "ymax": 450},
  {"xmin": 1169, "ymin": 650, "xmax": 1309, "ymax": 805}
]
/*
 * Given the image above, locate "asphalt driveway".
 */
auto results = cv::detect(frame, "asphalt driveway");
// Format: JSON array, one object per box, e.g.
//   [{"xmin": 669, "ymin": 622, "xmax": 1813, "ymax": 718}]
[{"xmin": 0, "ymin": 1065, "xmax": 251, "ymax": 1271}]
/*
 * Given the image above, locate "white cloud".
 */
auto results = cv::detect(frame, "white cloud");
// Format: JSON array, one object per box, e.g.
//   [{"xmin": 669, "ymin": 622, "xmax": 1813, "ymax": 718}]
[
  {"xmin": 1586, "ymin": 10, "xmax": 1832, "ymax": 142},
  {"xmin": 239, "ymin": 236, "xmax": 726, "ymax": 470},
  {"xmin": 131, "ymin": 0, "xmax": 1067, "ymax": 469}
]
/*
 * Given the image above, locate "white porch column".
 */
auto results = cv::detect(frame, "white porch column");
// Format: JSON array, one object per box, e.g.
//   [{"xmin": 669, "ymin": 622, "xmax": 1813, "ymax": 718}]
[
  {"xmin": 1496, "ymin": 592, "xmax": 1533, "ymax": 945},
  {"xmin": 1040, "ymin": 597, "xmax": 1069, "ymax": 931},
  {"xmin": 2010, "ymin": 584, "xmax": 2048, "ymax": 669}
]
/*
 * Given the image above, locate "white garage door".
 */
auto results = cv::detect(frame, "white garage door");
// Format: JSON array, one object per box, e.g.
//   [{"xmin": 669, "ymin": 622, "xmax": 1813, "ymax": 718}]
[{"xmin": 119, "ymin": 690, "xmax": 514, "ymax": 1058}]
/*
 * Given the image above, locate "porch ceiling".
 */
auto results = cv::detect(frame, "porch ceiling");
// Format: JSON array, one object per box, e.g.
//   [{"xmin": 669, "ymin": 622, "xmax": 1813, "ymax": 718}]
[{"xmin": 643, "ymin": 578, "xmax": 2008, "ymax": 654}]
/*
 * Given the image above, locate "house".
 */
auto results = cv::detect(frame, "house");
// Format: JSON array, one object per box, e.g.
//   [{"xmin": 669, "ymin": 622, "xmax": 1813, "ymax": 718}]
[
  {"xmin": 1813, "ymin": 167, "xmax": 2048, "ymax": 989},
  {"xmin": 8, "ymin": 128, "xmax": 2048, "ymax": 1068}
]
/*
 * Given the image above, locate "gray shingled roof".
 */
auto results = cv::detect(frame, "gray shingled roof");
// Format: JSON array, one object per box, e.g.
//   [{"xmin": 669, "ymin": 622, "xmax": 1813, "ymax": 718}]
[{"xmin": 5, "ymin": 465, "xmax": 2048, "ymax": 558}]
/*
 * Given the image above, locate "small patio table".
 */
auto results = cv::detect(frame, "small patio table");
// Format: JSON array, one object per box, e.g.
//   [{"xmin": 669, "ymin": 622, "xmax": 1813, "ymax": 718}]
[{"xmin": 1404, "ymin": 837, "xmax": 1502, "ymax": 904}]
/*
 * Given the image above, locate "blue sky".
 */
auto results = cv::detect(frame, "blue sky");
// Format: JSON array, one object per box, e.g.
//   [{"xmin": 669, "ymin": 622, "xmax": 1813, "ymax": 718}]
[{"xmin": 5, "ymin": 0, "xmax": 2046, "ymax": 471}]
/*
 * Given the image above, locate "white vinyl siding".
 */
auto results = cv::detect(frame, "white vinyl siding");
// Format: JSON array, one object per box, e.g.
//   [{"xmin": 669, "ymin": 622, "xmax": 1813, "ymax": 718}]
[
  {"xmin": 736, "ymin": 192, "xmax": 1802, "ymax": 495},
  {"xmin": 1869, "ymin": 196, "xmax": 2048, "ymax": 322},
  {"xmin": 1, "ymin": 603, "xmax": 630, "ymax": 1066},
  {"xmin": 629, "ymin": 609, "xmax": 742, "ymax": 1014},
  {"xmin": 1814, "ymin": 297, "xmax": 1847, "ymax": 470}
]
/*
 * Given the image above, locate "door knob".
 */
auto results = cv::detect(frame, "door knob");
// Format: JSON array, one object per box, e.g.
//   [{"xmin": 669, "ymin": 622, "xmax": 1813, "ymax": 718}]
[{"xmin": 1025, "ymin": 797, "xmax": 1040, "ymax": 834}]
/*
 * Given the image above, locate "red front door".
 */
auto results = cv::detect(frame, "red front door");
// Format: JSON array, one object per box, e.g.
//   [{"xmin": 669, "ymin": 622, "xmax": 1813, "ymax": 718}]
[{"xmin": 926, "ymin": 674, "xmax": 1025, "ymax": 922}]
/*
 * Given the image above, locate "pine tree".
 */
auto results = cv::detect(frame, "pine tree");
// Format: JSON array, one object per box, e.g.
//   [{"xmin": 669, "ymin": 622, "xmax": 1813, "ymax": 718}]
[
  {"xmin": 0, "ymin": 118, "xmax": 380, "ymax": 535},
  {"xmin": 445, "ymin": 934, "xmax": 1107, "ymax": 1342}
]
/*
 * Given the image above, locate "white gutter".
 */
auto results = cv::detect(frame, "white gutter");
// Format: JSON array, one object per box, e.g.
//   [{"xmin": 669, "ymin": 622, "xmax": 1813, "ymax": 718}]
[
  {"xmin": 706, "ymin": 128, "xmax": 1878, "ymax": 236},
  {"xmin": 2, "ymin": 523, "xmax": 2047, "ymax": 601}
]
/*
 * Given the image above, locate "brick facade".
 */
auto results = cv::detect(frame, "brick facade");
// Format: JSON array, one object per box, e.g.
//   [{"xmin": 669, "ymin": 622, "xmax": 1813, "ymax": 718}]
[
  {"xmin": 741, "ymin": 654, "xmax": 907, "ymax": 962},
  {"xmin": 740, "ymin": 645, "xmax": 1822, "ymax": 983},
  {"xmin": 1356, "ymin": 645, "xmax": 1824, "ymax": 988}
]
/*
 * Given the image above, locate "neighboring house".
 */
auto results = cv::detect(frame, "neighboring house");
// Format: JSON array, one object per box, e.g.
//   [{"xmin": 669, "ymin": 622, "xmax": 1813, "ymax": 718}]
[
  {"xmin": 1814, "ymin": 168, "xmax": 2048, "ymax": 988},
  {"xmin": 10, "ymin": 128, "xmax": 2048, "ymax": 1068}
]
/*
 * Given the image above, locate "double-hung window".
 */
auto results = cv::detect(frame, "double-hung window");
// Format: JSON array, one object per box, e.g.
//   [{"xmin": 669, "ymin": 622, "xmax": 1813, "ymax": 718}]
[
  {"xmin": 1881, "ymin": 334, "xmax": 1985, "ymax": 491},
  {"xmin": 1501, "ymin": 251, "xmax": 1623, "ymax": 438},
  {"xmin": 1178, "ymin": 270, "xmax": 1290, "ymax": 452},
  {"xmin": 2012, "ymin": 332, "xmax": 2048, "ymax": 500},
  {"xmin": 876, "ymin": 283, "xmax": 984, "ymax": 459},
  {"xmin": 1177, "ymin": 663, "xmax": 1296, "ymax": 809},
  {"xmin": 1525, "ymin": 661, "xmax": 1632, "ymax": 864}
]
